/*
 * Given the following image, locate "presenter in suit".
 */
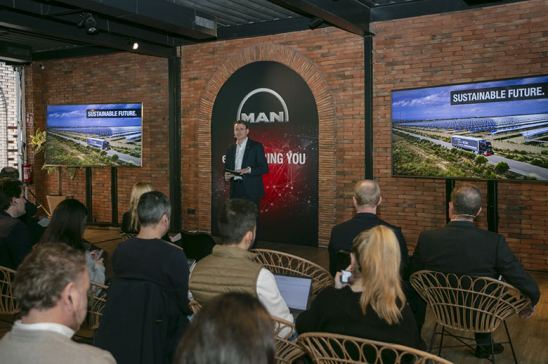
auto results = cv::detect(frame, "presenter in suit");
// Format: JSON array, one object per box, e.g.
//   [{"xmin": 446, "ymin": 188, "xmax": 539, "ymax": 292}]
[{"xmin": 224, "ymin": 120, "xmax": 268, "ymax": 208}]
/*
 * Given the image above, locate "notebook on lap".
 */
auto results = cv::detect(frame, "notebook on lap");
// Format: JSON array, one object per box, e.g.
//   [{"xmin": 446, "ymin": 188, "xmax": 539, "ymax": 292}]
[{"xmin": 273, "ymin": 274, "xmax": 313, "ymax": 315}]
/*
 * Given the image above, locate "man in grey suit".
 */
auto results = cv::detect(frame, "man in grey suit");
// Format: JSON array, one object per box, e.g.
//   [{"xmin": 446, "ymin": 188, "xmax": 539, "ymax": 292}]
[{"xmin": 0, "ymin": 243, "xmax": 115, "ymax": 364}]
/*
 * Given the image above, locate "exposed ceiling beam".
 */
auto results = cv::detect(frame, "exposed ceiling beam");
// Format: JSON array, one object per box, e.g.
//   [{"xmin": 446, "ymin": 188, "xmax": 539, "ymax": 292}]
[
  {"xmin": 371, "ymin": 0, "xmax": 525, "ymax": 22},
  {"xmin": 0, "ymin": 0, "xmax": 189, "ymax": 47},
  {"xmin": 267, "ymin": 0, "xmax": 369, "ymax": 36},
  {"xmin": 53, "ymin": 0, "xmax": 217, "ymax": 40},
  {"xmin": 32, "ymin": 45, "xmax": 116, "ymax": 61},
  {"xmin": 0, "ymin": 8, "xmax": 175, "ymax": 57},
  {"xmin": 0, "ymin": 40, "xmax": 31, "ymax": 63},
  {"xmin": 217, "ymin": 17, "xmax": 311, "ymax": 41}
]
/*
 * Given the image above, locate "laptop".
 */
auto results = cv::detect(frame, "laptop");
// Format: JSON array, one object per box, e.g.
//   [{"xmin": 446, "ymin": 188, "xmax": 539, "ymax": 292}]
[{"xmin": 274, "ymin": 274, "xmax": 313, "ymax": 315}]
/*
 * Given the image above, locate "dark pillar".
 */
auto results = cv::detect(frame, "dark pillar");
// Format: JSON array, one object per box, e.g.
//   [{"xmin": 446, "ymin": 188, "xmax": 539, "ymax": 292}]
[{"xmin": 168, "ymin": 55, "xmax": 182, "ymax": 232}]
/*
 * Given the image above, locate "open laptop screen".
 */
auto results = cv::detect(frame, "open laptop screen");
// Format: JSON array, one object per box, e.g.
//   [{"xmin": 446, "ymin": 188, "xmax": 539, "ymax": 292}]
[{"xmin": 274, "ymin": 274, "xmax": 312, "ymax": 311}]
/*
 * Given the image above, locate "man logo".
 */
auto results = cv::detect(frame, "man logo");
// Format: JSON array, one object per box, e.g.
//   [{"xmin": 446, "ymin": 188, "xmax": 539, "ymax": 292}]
[{"xmin": 237, "ymin": 88, "xmax": 289, "ymax": 123}]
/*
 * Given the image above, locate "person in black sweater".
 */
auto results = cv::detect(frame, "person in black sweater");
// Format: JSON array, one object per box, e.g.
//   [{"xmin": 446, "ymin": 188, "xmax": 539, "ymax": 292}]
[
  {"xmin": 297, "ymin": 225, "xmax": 422, "ymax": 356},
  {"xmin": 0, "ymin": 178, "xmax": 33, "ymax": 269},
  {"xmin": 95, "ymin": 191, "xmax": 190, "ymax": 364}
]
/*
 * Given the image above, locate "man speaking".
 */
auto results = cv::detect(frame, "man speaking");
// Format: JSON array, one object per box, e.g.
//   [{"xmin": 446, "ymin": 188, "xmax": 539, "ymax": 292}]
[{"xmin": 224, "ymin": 120, "xmax": 268, "ymax": 207}]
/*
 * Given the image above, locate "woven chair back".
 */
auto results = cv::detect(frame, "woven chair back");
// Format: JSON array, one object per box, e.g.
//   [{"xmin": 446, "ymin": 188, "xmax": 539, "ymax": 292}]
[
  {"xmin": 298, "ymin": 332, "xmax": 453, "ymax": 364},
  {"xmin": 251, "ymin": 249, "xmax": 333, "ymax": 296},
  {"xmin": 87, "ymin": 282, "xmax": 108, "ymax": 330},
  {"xmin": 410, "ymin": 270, "xmax": 531, "ymax": 333},
  {"xmin": 271, "ymin": 316, "xmax": 304, "ymax": 364},
  {"xmin": 0, "ymin": 265, "xmax": 18, "ymax": 315}
]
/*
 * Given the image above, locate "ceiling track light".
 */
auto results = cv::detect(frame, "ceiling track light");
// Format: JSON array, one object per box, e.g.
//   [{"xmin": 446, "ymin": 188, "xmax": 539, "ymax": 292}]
[
  {"xmin": 77, "ymin": 12, "xmax": 98, "ymax": 35},
  {"xmin": 131, "ymin": 41, "xmax": 139, "ymax": 50}
]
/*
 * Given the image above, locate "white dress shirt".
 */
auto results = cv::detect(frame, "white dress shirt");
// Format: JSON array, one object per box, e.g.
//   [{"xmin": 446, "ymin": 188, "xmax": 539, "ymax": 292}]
[
  {"xmin": 256, "ymin": 268, "xmax": 294, "ymax": 337},
  {"xmin": 14, "ymin": 320, "xmax": 75, "ymax": 338},
  {"xmin": 234, "ymin": 137, "xmax": 248, "ymax": 180}
]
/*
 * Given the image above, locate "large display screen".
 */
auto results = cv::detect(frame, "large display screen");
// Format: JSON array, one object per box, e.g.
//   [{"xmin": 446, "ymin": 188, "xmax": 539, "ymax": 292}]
[
  {"xmin": 45, "ymin": 103, "xmax": 142, "ymax": 167},
  {"xmin": 392, "ymin": 75, "xmax": 548, "ymax": 181}
]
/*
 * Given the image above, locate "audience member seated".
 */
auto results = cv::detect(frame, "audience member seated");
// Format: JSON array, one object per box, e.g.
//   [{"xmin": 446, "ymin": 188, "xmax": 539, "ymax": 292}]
[
  {"xmin": 0, "ymin": 167, "xmax": 45, "ymax": 242},
  {"xmin": 0, "ymin": 243, "xmax": 115, "ymax": 364},
  {"xmin": 328, "ymin": 180, "xmax": 408, "ymax": 276},
  {"xmin": 39, "ymin": 199, "xmax": 105, "ymax": 284},
  {"xmin": 190, "ymin": 199, "xmax": 293, "ymax": 325},
  {"xmin": 95, "ymin": 191, "xmax": 190, "ymax": 364},
  {"xmin": 409, "ymin": 184, "xmax": 540, "ymax": 359},
  {"xmin": 175, "ymin": 292, "xmax": 275, "ymax": 364},
  {"xmin": 121, "ymin": 181, "xmax": 152, "ymax": 234},
  {"xmin": 297, "ymin": 225, "xmax": 422, "ymax": 350},
  {"xmin": 0, "ymin": 178, "xmax": 33, "ymax": 269}
]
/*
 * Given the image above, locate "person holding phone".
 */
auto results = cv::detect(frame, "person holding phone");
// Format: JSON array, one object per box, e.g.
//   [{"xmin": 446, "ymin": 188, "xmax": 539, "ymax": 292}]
[{"xmin": 296, "ymin": 225, "xmax": 422, "ymax": 351}]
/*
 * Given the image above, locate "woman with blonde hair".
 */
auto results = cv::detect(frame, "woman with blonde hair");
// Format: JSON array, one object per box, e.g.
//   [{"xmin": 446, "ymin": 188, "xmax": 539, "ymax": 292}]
[
  {"xmin": 121, "ymin": 182, "xmax": 152, "ymax": 234},
  {"xmin": 296, "ymin": 225, "xmax": 422, "ymax": 349}
]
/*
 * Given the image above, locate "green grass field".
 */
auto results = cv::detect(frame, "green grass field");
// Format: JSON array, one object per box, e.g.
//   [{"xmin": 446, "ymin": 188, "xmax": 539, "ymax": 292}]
[
  {"xmin": 45, "ymin": 134, "xmax": 131, "ymax": 166},
  {"xmin": 392, "ymin": 131, "xmax": 533, "ymax": 180}
]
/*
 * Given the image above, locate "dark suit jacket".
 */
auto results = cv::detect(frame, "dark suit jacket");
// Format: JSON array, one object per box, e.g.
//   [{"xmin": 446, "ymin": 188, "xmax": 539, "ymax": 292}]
[
  {"xmin": 225, "ymin": 138, "xmax": 268, "ymax": 200},
  {"xmin": 328, "ymin": 213, "xmax": 409, "ymax": 276},
  {"xmin": 0, "ymin": 212, "xmax": 33, "ymax": 269},
  {"xmin": 409, "ymin": 221, "xmax": 540, "ymax": 305}
]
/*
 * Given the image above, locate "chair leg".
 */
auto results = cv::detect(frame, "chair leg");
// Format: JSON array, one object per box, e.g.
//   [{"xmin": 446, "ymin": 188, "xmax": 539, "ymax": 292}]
[
  {"xmin": 438, "ymin": 326, "xmax": 445, "ymax": 357},
  {"xmin": 503, "ymin": 320, "xmax": 519, "ymax": 364},
  {"xmin": 490, "ymin": 336, "xmax": 496, "ymax": 364},
  {"xmin": 429, "ymin": 322, "xmax": 438, "ymax": 352}
]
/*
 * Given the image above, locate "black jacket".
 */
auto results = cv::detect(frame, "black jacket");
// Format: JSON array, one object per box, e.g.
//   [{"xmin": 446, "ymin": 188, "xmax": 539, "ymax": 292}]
[
  {"xmin": 225, "ymin": 138, "xmax": 268, "ymax": 200},
  {"xmin": 95, "ymin": 238, "xmax": 190, "ymax": 364},
  {"xmin": 328, "ymin": 213, "xmax": 408, "ymax": 276},
  {"xmin": 0, "ymin": 212, "xmax": 33, "ymax": 269},
  {"xmin": 409, "ymin": 221, "xmax": 540, "ymax": 305},
  {"xmin": 296, "ymin": 286, "xmax": 422, "ymax": 350}
]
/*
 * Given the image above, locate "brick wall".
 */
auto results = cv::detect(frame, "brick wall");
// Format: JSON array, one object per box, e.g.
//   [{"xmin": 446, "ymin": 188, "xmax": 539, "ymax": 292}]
[
  {"xmin": 25, "ymin": 53, "xmax": 170, "ymax": 222},
  {"xmin": 180, "ymin": 28, "xmax": 364, "ymax": 245},
  {"xmin": 23, "ymin": 0, "xmax": 548, "ymax": 270},
  {"xmin": 372, "ymin": 0, "xmax": 548, "ymax": 271},
  {"xmin": 0, "ymin": 62, "xmax": 20, "ymax": 169}
]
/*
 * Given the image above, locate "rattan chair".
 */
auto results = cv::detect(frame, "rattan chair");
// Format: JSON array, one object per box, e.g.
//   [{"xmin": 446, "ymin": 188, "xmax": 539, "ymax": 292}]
[
  {"xmin": 74, "ymin": 281, "xmax": 108, "ymax": 342},
  {"xmin": 410, "ymin": 270, "xmax": 531, "ymax": 363},
  {"xmin": 298, "ymin": 332, "xmax": 453, "ymax": 364},
  {"xmin": 189, "ymin": 298, "xmax": 202, "ymax": 315},
  {"xmin": 0, "ymin": 265, "xmax": 18, "ymax": 323},
  {"xmin": 271, "ymin": 316, "xmax": 304, "ymax": 364},
  {"xmin": 120, "ymin": 232, "xmax": 136, "ymax": 241},
  {"xmin": 250, "ymin": 249, "xmax": 333, "ymax": 296}
]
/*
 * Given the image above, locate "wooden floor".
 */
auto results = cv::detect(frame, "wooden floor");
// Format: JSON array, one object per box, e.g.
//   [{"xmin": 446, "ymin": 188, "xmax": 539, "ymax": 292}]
[{"xmin": 2, "ymin": 227, "xmax": 547, "ymax": 364}]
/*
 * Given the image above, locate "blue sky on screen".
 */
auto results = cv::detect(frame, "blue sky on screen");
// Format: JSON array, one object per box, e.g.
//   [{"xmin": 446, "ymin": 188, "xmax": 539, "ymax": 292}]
[
  {"xmin": 392, "ymin": 75, "xmax": 548, "ymax": 121},
  {"xmin": 47, "ymin": 103, "xmax": 142, "ymax": 128}
]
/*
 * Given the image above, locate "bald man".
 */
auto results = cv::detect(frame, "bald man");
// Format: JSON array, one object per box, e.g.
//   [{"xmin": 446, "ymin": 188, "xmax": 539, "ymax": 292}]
[{"xmin": 328, "ymin": 180, "xmax": 408, "ymax": 276}]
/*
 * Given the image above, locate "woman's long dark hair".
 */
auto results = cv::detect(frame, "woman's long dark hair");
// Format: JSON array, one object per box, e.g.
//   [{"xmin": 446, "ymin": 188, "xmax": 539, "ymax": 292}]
[{"xmin": 40, "ymin": 198, "xmax": 88, "ymax": 251}]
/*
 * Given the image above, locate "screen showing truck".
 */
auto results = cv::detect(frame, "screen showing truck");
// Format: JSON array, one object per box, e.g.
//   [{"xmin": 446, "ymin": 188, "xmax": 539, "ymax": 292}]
[
  {"xmin": 45, "ymin": 103, "xmax": 142, "ymax": 167},
  {"xmin": 392, "ymin": 75, "xmax": 548, "ymax": 181}
]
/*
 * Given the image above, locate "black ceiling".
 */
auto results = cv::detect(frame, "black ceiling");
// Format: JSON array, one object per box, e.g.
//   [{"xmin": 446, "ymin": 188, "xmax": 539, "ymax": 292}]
[{"xmin": 0, "ymin": 0, "xmax": 526, "ymax": 63}]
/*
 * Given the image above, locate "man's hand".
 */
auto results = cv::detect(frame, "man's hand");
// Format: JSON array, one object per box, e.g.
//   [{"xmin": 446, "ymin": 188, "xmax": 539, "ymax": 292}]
[
  {"xmin": 224, "ymin": 172, "xmax": 233, "ymax": 181},
  {"xmin": 237, "ymin": 167, "xmax": 251, "ymax": 175}
]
